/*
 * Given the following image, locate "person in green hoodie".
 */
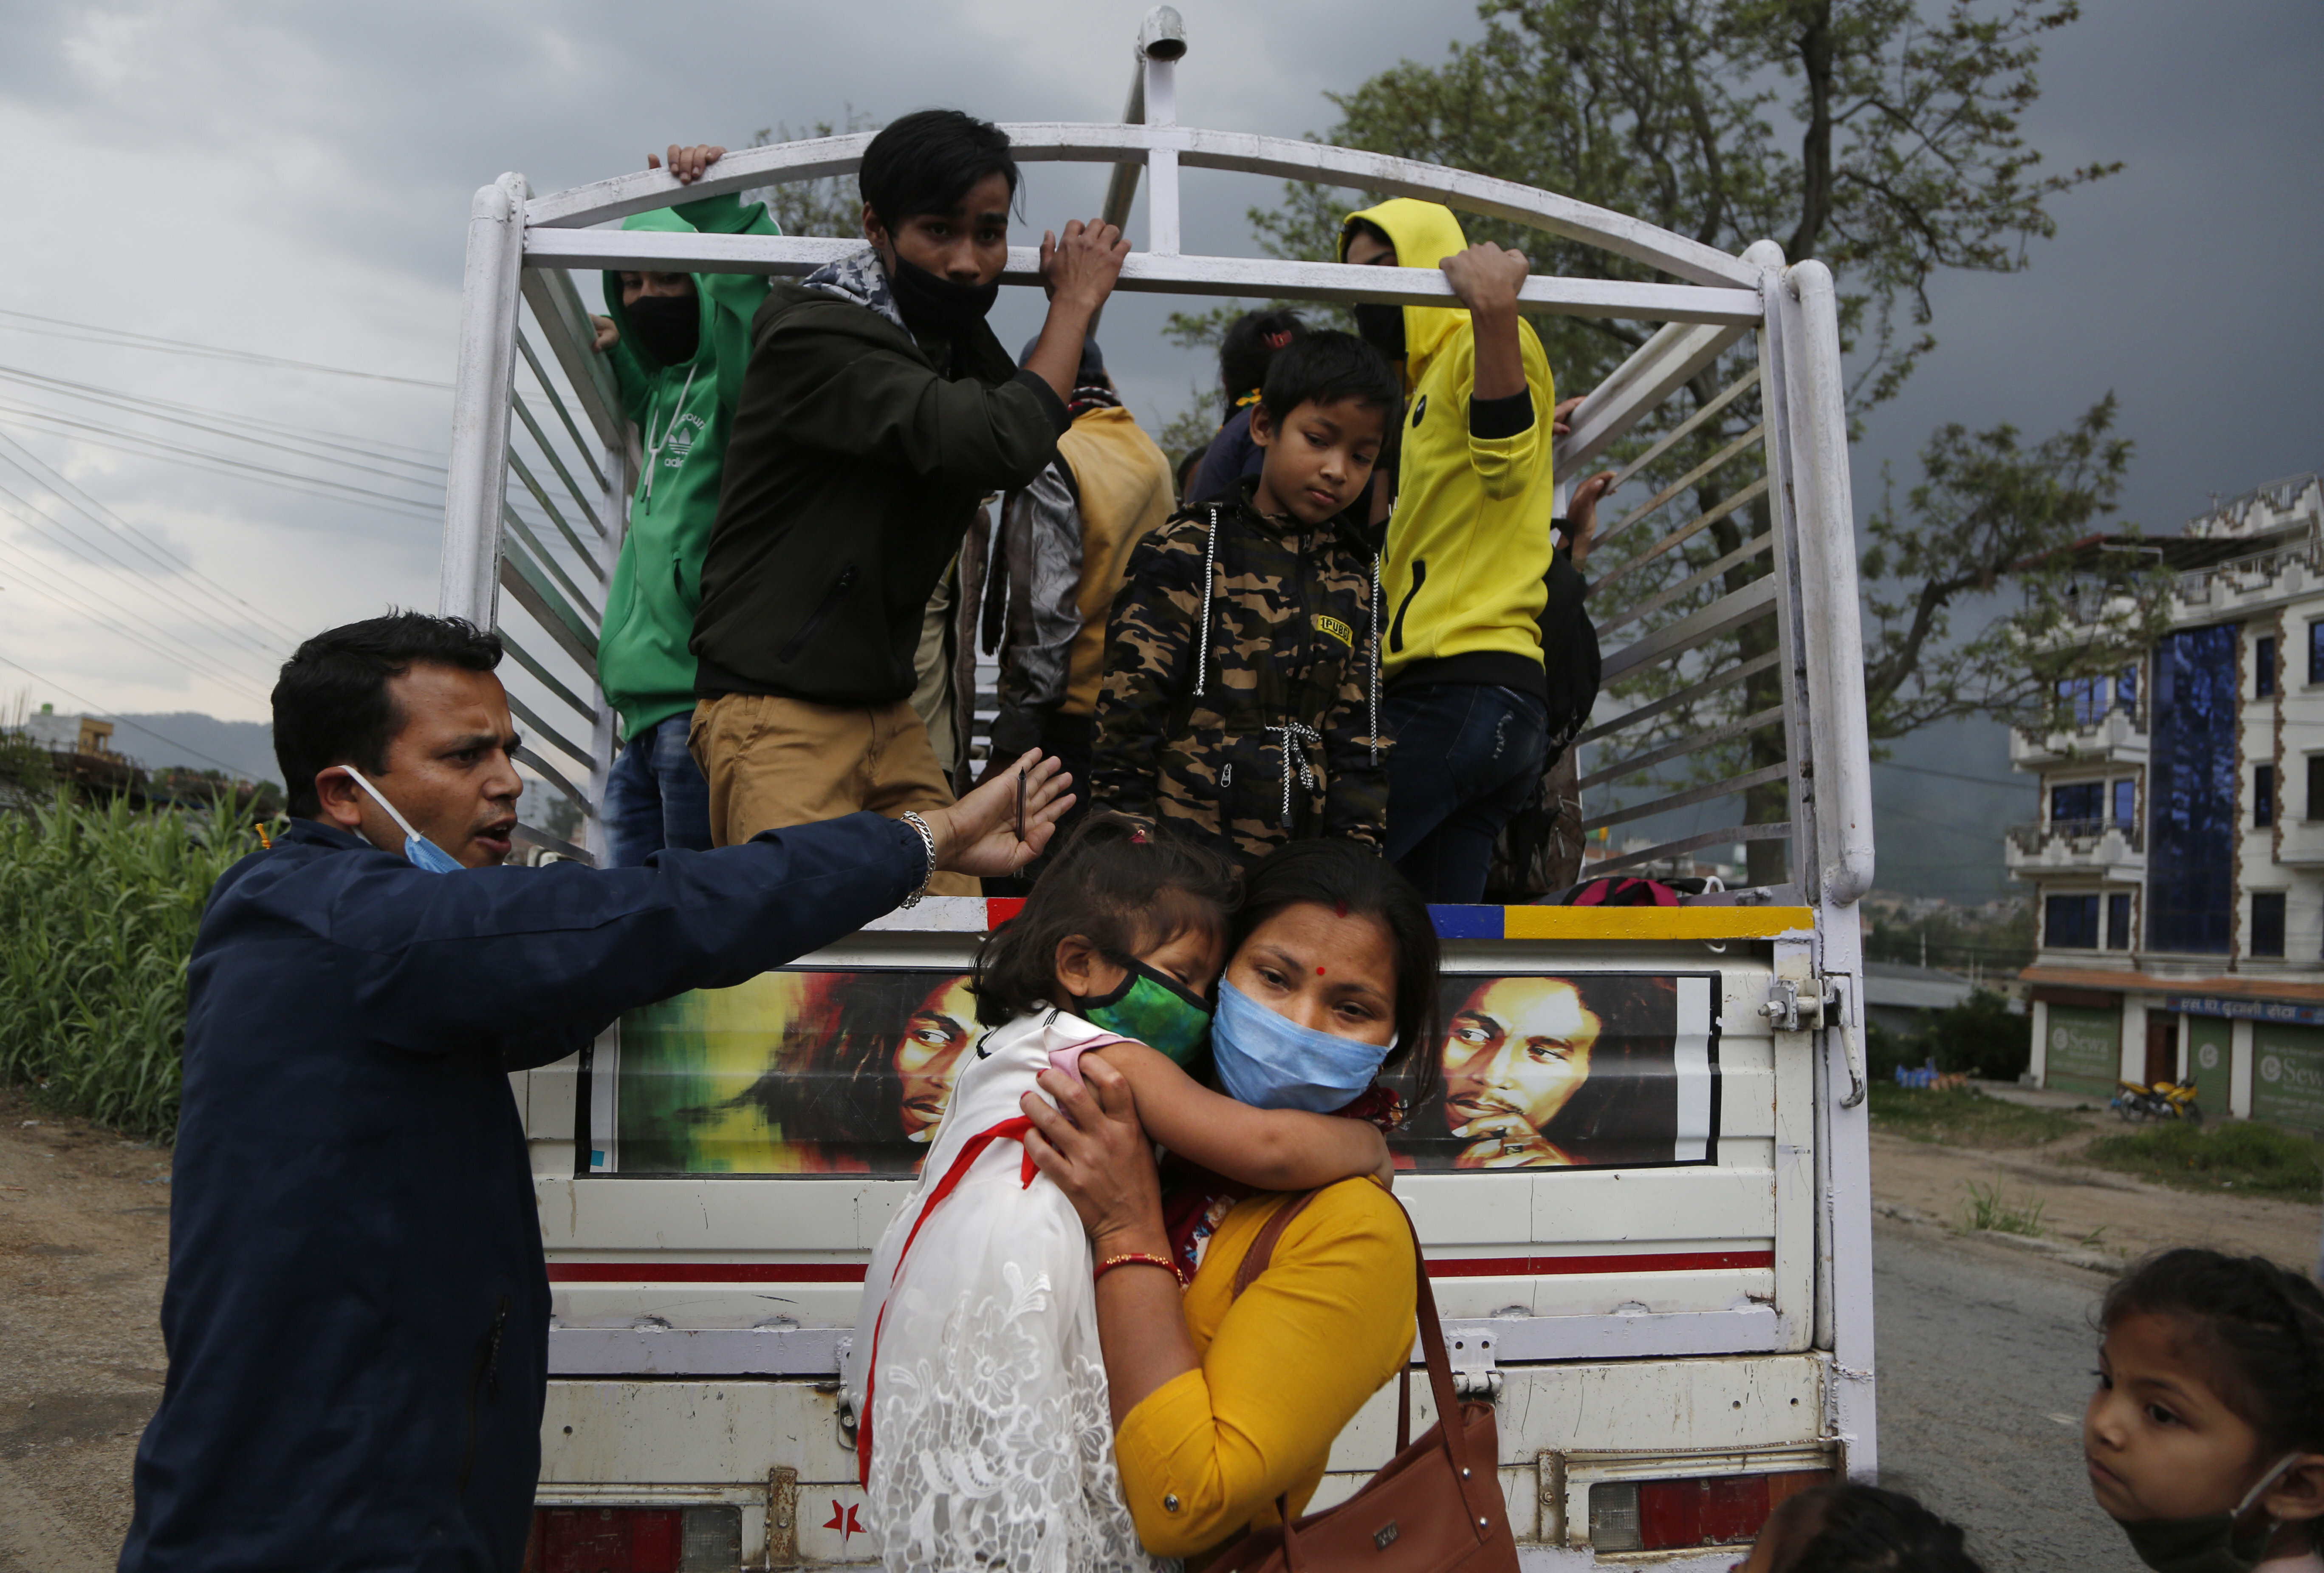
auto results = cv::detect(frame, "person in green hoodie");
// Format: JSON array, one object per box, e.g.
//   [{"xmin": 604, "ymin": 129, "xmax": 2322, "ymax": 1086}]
[{"xmin": 587, "ymin": 142, "xmax": 777, "ymax": 867}]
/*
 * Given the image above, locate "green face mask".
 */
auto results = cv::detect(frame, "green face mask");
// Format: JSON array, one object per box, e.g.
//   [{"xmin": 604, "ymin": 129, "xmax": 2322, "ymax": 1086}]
[
  {"xmin": 1074, "ymin": 959, "xmax": 1212, "ymax": 1068},
  {"xmin": 2115, "ymin": 1454, "xmax": 2300, "ymax": 1573}
]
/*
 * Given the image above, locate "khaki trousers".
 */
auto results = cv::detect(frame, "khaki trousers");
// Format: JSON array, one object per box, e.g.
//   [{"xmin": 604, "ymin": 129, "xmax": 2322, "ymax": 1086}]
[{"xmin": 688, "ymin": 694, "xmax": 979, "ymax": 897}]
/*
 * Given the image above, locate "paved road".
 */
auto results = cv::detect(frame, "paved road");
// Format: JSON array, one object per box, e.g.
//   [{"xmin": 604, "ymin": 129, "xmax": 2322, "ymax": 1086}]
[{"xmin": 1873, "ymin": 1218, "xmax": 2134, "ymax": 1572}]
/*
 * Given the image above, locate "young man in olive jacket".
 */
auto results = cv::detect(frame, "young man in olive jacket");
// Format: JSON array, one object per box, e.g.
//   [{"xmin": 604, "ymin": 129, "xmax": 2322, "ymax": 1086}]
[{"xmin": 689, "ymin": 110, "xmax": 1128, "ymax": 892}]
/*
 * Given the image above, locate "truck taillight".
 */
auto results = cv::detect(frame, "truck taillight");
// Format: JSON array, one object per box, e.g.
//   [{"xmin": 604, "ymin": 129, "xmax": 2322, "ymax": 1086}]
[
  {"xmin": 1588, "ymin": 1469, "xmax": 1827, "ymax": 1553},
  {"xmin": 529, "ymin": 1505, "xmax": 741, "ymax": 1573}
]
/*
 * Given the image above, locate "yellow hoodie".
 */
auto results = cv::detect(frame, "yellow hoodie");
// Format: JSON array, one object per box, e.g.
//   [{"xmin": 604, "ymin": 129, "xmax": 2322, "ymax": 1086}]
[{"xmin": 1342, "ymin": 198, "xmax": 1556, "ymax": 694}]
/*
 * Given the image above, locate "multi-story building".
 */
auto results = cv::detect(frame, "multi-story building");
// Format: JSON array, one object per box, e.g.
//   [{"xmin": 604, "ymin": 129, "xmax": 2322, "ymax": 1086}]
[{"xmin": 2011, "ymin": 474, "xmax": 2324, "ymax": 1132}]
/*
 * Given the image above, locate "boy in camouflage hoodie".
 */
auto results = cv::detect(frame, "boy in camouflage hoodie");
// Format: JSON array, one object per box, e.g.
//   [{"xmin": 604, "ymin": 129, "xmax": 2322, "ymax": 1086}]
[{"xmin": 1091, "ymin": 332, "xmax": 1395, "ymax": 863}]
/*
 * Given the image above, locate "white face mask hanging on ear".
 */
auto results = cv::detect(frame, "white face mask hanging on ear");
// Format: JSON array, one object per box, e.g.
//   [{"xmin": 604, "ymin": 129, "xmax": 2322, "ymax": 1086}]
[{"xmin": 336, "ymin": 766, "xmax": 466, "ymax": 874}]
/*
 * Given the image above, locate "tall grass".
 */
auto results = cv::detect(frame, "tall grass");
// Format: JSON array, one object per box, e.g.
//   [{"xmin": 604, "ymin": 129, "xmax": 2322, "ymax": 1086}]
[{"xmin": 0, "ymin": 792, "xmax": 256, "ymax": 1140}]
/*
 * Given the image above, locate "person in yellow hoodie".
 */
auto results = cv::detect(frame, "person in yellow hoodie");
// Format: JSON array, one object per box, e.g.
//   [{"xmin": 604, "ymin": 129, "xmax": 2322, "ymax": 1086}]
[{"xmin": 1343, "ymin": 198, "xmax": 1581, "ymax": 902}]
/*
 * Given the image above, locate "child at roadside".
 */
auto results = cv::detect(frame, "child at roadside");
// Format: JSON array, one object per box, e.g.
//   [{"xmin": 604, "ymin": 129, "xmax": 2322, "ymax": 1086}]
[
  {"xmin": 2084, "ymin": 1247, "xmax": 2324, "ymax": 1572},
  {"xmin": 1731, "ymin": 1482, "xmax": 1984, "ymax": 1571},
  {"xmin": 1185, "ymin": 308, "xmax": 1307, "ymax": 504},
  {"xmin": 847, "ymin": 815, "xmax": 1396, "ymax": 1573},
  {"xmin": 1090, "ymin": 330, "xmax": 1395, "ymax": 864},
  {"xmin": 586, "ymin": 143, "xmax": 777, "ymax": 866}
]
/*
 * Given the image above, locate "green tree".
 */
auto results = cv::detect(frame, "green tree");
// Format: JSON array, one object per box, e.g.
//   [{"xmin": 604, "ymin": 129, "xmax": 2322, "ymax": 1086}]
[
  {"xmin": 1200, "ymin": 0, "xmax": 2124, "ymax": 882},
  {"xmin": 747, "ymin": 111, "xmax": 882, "ymax": 238}
]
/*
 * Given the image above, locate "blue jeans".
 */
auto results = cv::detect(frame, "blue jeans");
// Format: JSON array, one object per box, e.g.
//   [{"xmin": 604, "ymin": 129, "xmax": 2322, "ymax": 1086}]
[
  {"xmin": 602, "ymin": 713, "xmax": 715, "ymax": 867},
  {"xmin": 1383, "ymin": 683, "xmax": 1549, "ymax": 902}
]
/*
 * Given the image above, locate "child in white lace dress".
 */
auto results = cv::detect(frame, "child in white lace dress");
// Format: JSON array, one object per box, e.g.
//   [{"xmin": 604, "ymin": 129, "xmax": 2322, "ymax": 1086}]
[{"xmin": 846, "ymin": 817, "xmax": 1394, "ymax": 1573}]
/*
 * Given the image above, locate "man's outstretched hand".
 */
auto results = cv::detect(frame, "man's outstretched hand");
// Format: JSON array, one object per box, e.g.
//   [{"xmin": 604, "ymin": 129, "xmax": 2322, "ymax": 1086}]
[{"xmin": 921, "ymin": 748, "xmax": 1076, "ymax": 879}]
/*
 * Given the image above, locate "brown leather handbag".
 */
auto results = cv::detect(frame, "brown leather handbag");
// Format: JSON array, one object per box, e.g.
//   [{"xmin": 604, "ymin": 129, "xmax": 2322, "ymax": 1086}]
[{"xmin": 1204, "ymin": 1192, "xmax": 1519, "ymax": 1572}]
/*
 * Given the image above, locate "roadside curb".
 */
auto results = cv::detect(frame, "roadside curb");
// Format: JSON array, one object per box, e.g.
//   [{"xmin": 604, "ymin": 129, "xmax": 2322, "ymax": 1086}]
[
  {"xmin": 1967, "ymin": 1230, "xmax": 2123, "ymax": 1275},
  {"xmin": 1872, "ymin": 1204, "xmax": 2123, "ymax": 1276}
]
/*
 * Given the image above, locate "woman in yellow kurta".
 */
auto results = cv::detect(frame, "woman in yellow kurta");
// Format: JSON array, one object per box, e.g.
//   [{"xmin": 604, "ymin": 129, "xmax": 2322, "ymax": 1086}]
[{"xmin": 1022, "ymin": 840, "xmax": 1442, "ymax": 1562}]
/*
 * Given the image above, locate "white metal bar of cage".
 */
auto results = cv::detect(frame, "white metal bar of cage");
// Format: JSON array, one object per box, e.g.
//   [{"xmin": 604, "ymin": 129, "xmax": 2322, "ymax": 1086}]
[
  {"xmin": 441, "ymin": 172, "xmax": 528, "ymax": 626},
  {"xmin": 519, "ymin": 229, "xmax": 1762, "ymax": 326},
  {"xmin": 1757, "ymin": 252, "xmax": 1875, "ymax": 1480},
  {"xmin": 520, "ymin": 123, "xmax": 1762, "ymax": 291},
  {"xmin": 1554, "ymin": 321, "xmax": 1754, "ymax": 475}
]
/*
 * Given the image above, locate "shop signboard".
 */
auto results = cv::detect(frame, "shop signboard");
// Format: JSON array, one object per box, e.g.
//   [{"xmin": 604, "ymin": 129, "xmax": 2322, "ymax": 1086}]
[
  {"xmin": 2186, "ymin": 1017, "xmax": 2232, "ymax": 1115},
  {"xmin": 2166, "ymin": 993, "xmax": 2324, "ymax": 1028},
  {"xmin": 2045, "ymin": 1004, "xmax": 2121, "ymax": 1097},
  {"xmin": 2251, "ymin": 1023, "xmax": 2324, "ymax": 1134}
]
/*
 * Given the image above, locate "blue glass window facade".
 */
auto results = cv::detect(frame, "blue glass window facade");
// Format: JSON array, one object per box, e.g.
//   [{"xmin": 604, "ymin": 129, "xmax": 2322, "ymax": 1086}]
[
  {"xmin": 2147, "ymin": 624, "xmax": 2238, "ymax": 953},
  {"xmin": 2047, "ymin": 893, "xmax": 2100, "ymax": 950},
  {"xmin": 2116, "ymin": 662, "xmax": 2138, "ymax": 711},
  {"xmin": 2251, "ymin": 892, "xmax": 2286, "ymax": 958},
  {"xmin": 2052, "ymin": 781, "xmax": 2104, "ymax": 823},
  {"xmin": 2058, "ymin": 676, "xmax": 2099, "ymax": 724},
  {"xmin": 2112, "ymin": 778, "xmax": 2136, "ymax": 826},
  {"xmin": 2310, "ymin": 621, "xmax": 2324, "ymax": 685},
  {"xmin": 2106, "ymin": 893, "xmax": 2132, "ymax": 951}
]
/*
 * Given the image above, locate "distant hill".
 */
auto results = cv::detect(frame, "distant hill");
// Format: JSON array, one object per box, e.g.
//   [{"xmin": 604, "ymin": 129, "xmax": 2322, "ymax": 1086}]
[{"xmin": 110, "ymin": 713, "xmax": 280, "ymax": 787}]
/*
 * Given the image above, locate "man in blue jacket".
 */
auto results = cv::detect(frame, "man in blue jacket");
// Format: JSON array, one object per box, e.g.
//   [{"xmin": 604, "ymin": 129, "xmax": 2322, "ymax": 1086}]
[{"xmin": 117, "ymin": 611, "xmax": 1068, "ymax": 1573}]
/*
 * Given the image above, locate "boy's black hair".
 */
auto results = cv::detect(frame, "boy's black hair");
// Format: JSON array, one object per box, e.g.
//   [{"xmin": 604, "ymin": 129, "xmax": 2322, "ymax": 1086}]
[
  {"xmin": 1779, "ymin": 1484, "xmax": 1985, "ymax": 1573},
  {"xmin": 971, "ymin": 814, "xmax": 1239, "ymax": 1027},
  {"xmin": 858, "ymin": 110, "xmax": 1019, "ymax": 231},
  {"xmin": 1231, "ymin": 840, "xmax": 1440, "ymax": 1099},
  {"xmin": 2102, "ymin": 1247, "xmax": 2324, "ymax": 1466},
  {"xmin": 1257, "ymin": 329, "xmax": 1399, "ymax": 432},
  {"xmin": 1218, "ymin": 309, "xmax": 1306, "ymax": 413},
  {"xmin": 1175, "ymin": 442, "xmax": 1209, "ymax": 502},
  {"xmin": 1341, "ymin": 215, "xmax": 1395, "ymax": 257},
  {"xmin": 272, "ymin": 611, "xmax": 503, "ymax": 818}
]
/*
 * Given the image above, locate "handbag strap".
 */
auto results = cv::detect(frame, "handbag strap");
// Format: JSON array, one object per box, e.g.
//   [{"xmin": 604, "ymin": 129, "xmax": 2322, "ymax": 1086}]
[
  {"xmin": 1230, "ymin": 1189, "xmax": 1320, "ymax": 1300},
  {"xmin": 1228, "ymin": 1186, "xmax": 1474, "ymax": 1485}
]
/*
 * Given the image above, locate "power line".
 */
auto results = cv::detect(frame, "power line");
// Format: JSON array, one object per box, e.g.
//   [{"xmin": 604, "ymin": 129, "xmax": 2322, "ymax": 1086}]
[
  {"xmin": 0, "ymin": 470, "xmax": 290, "ymax": 665},
  {"xmin": 0, "ymin": 405, "xmax": 445, "ymax": 507},
  {"xmin": 0, "ymin": 383, "xmax": 447, "ymax": 487},
  {"xmin": 0, "ymin": 649, "xmax": 261, "ymax": 780},
  {"xmin": 0, "ymin": 525, "xmax": 275, "ymax": 705},
  {"xmin": 0, "ymin": 308, "xmax": 453, "ymax": 391},
  {"xmin": 0, "ymin": 363, "xmax": 449, "ymax": 462},
  {"xmin": 1872, "ymin": 759, "xmax": 2029, "ymax": 790},
  {"xmin": 0, "ymin": 428, "xmax": 310, "ymax": 646}
]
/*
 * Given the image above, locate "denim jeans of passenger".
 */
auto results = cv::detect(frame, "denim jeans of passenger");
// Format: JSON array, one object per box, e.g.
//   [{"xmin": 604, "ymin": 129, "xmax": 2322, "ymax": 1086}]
[
  {"xmin": 602, "ymin": 713, "xmax": 715, "ymax": 868},
  {"xmin": 1382, "ymin": 683, "xmax": 1550, "ymax": 902}
]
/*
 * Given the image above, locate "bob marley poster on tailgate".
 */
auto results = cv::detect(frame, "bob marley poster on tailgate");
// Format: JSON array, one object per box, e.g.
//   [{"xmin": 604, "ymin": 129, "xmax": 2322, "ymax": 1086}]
[{"xmin": 610, "ymin": 968, "xmax": 1717, "ymax": 1174}]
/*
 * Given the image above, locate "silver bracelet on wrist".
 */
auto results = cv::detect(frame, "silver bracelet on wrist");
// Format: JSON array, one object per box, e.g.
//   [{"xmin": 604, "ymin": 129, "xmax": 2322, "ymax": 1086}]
[{"xmin": 898, "ymin": 812, "xmax": 937, "ymax": 908}]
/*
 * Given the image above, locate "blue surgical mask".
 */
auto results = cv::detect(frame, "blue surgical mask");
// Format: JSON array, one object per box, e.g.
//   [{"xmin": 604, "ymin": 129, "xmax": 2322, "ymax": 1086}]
[
  {"xmin": 338, "ymin": 767, "xmax": 466, "ymax": 874},
  {"xmin": 1211, "ymin": 976, "xmax": 1394, "ymax": 1113}
]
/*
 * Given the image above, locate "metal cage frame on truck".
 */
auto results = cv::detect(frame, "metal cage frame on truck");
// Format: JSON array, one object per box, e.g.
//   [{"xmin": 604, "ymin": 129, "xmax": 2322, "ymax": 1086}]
[{"xmin": 439, "ymin": 10, "xmax": 1877, "ymax": 1565}]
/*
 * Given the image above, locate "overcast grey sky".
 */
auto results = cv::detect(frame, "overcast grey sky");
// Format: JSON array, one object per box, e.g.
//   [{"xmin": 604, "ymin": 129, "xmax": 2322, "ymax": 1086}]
[{"xmin": 0, "ymin": 0, "xmax": 2316, "ymax": 892}]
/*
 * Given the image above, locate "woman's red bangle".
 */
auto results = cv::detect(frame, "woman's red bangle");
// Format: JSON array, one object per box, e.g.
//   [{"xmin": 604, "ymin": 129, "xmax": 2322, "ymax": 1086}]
[{"xmin": 1095, "ymin": 1251, "xmax": 1182, "ymax": 1284}]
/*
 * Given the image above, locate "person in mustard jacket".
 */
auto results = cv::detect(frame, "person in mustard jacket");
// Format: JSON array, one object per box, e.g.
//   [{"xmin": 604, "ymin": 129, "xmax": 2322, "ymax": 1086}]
[{"xmin": 1343, "ymin": 198, "xmax": 1579, "ymax": 902}]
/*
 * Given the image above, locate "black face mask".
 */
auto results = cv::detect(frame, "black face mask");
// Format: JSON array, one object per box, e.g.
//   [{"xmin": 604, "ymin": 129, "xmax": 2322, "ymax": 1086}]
[
  {"xmin": 889, "ymin": 255, "xmax": 1000, "ymax": 338},
  {"xmin": 1353, "ymin": 300, "xmax": 1406, "ymax": 361},
  {"xmin": 624, "ymin": 293, "xmax": 699, "ymax": 366}
]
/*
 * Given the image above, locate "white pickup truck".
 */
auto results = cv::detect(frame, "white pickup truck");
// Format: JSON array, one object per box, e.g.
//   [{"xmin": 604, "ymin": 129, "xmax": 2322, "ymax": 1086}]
[{"xmin": 440, "ymin": 14, "xmax": 1878, "ymax": 1569}]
